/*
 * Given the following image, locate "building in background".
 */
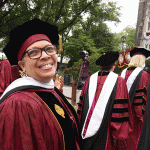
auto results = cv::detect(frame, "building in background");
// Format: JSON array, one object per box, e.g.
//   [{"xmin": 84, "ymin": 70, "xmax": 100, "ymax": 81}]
[{"xmin": 135, "ymin": 0, "xmax": 150, "ymax": 49}]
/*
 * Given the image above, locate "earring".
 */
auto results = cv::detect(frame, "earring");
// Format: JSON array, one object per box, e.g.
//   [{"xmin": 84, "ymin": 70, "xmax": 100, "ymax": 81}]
[{"xmin": 19, "ymin": 70, "xmax": 28, "ymax": 77}]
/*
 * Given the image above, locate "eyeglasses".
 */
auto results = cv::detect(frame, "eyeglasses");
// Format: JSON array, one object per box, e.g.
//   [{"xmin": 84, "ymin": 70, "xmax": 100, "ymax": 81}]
[{"xmin": 23, "ymin": 45, "xmax": 57, "ymax": 59}]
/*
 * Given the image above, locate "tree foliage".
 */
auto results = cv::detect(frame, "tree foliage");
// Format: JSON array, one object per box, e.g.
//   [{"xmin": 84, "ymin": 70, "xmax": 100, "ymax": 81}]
[
  {"xmin": 0, "ymin": 0, "xmax": 122, "ymax": 75},
  {"xmin": 112, "ymin": 25, "xmax": 136, "ymax": 74},
  {"xmin": 112, "ymin": 25, "xmax": 136, "ymax": 52},
  {"xmin": 0, "ymin": 0, "xmax": 100, "ymax": 45},
  {"xmin": 63, "ymin": 1, "xmax": 121, "ymax": 64}
]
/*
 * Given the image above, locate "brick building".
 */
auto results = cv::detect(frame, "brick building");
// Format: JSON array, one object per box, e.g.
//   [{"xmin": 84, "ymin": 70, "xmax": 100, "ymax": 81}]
[{"xmin": 135, "ymin": 0, "xmax": 150, "ymax": 48}]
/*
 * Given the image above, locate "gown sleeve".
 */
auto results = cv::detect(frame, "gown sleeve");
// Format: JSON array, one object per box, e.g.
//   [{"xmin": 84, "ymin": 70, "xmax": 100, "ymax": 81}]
[
  {"xmin": 110, "ymin": 77, "xmax": 133, "ymax": 140},
  {"xmin": 0, "ymin": 60, "xmax": 19, "ymax": 97},
  {"xmin": 0, "ymin": 92, "xmax": 64, "ymax": 150},
  {"xmin": 132, "ymin": 71, "xmax": 149, "ymax": 120},
  {"xmin": 77, "ymin": 77, "xmax": 90, "ymax": 122}
]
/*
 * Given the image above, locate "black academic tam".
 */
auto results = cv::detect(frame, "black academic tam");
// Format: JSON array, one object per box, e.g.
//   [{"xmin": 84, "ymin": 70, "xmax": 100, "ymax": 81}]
[
  {"xmin": 3, "ymin": 18, "xmax": 59, "ymax": 65},
  {"xmin": 130, "ymin": 47, "xmax": 150, "ymax": 58},
  {"xmin": 96, "ymin": 51, "xmax": 119, "ymax": 67}
]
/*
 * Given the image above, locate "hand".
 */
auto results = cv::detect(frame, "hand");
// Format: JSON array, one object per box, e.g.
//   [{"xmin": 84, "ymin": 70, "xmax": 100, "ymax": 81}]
[{"xmin": 54, "ymin": 74, "xmax": 64, "ymax": 91}]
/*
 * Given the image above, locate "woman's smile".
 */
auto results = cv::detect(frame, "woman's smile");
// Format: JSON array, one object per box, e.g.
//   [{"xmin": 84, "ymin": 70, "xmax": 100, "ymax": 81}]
[{"xmin": 39, "ymin": 63, "xmax": 53, "ymax": 70}]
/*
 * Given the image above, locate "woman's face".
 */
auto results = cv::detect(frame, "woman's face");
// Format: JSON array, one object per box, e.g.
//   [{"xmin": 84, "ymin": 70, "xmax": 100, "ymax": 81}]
[{"xmin": 18, "ymin": 40, "xmax": 57, "ymax": 83}]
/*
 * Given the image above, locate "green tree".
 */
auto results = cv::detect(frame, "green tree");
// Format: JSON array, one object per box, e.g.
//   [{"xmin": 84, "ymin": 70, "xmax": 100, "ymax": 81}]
[
  {"xmin": 0, "ymin": 0, "xmax": 100, "ymax": 47},
  {"xmin": 112, "ymin": 25, "xmax": 136, "ymax": 52},
  {"xmin": 123, "ymin": 25, "xmax": 136, "ymax": 48},
  {"xmin": 64, "ymin": 33, "xmax": 96, "ymax": 61},
  {"xmin": 0, "ymin": 0, "xmax": 121, "ymax": 63},
  {"xmin": 112, "ymin": 25, "xmax": 136, "ymax": 74},
  {"xmin": 63, "ymin": 1, "xmax": 121, "ymax": 61},
  {"xmin": 0, "ymin": 0, "xmax": 38, "ymax": 48},
  {"xmin": 79, "ymin": 1, "xmax": 121, "ymax": 51}
]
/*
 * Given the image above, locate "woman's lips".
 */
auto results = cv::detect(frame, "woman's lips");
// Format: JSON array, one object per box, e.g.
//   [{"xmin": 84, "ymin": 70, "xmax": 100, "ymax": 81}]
[{"xmin": 40, "ymin": 63, "xmax": 53, "ymax": 69}]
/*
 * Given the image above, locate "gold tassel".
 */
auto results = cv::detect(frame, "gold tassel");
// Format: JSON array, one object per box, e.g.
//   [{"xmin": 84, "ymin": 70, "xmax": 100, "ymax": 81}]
[{"xmin": 58, "ymin": 34, "xmax": 63, "ymax": 53}]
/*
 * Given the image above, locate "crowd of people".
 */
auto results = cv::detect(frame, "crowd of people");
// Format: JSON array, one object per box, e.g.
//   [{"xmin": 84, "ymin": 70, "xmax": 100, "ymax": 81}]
[{"xmin": 0, "ymin": 18, "xmax": 150, "ymax": 150}]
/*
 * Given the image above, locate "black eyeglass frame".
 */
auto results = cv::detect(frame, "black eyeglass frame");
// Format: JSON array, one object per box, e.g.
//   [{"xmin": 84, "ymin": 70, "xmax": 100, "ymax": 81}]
[{"xmin": 22, "ymin": 45, "xmax": 58, "ymax": 59}]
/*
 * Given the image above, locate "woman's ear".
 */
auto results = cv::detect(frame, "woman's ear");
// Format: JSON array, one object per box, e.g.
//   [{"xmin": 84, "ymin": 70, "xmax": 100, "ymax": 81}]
[{"xmin": 18, "ymin": 60, "xmax": 25, "ymax": 72}]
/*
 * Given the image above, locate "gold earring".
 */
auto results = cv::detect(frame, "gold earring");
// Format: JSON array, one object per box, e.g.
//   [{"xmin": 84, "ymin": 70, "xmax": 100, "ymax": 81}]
[{"xmin": 19, "ymin": 70, "xmax": 28, "ymax": 77}]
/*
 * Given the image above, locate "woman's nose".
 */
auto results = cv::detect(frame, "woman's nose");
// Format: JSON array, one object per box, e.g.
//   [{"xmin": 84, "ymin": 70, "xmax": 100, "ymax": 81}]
[{"xmin": 40, "ymin": 50, "xmax": 51, "ymax": 59}]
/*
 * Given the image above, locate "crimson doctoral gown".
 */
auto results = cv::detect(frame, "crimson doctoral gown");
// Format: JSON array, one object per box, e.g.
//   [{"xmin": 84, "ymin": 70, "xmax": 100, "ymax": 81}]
[
  {"xmin": 137, "ymin": 79, "xmax": 150, "ymax": 150},
  {"xmin": 0, "ymin": 86, "xmax": 81, "ymax": 150},
  {"xmin": 121, "ymin": 67, "xmax": 150, "ymax": 150},
  {"xmin": 77, "ymin": 71, "xmax": 133, "ymax": 150}
]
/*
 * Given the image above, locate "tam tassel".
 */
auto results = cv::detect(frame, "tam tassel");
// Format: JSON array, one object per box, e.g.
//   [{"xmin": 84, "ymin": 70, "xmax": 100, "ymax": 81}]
[{"xmin": 58, "ymin": 34, "xmax": 63, "ymax": 53}]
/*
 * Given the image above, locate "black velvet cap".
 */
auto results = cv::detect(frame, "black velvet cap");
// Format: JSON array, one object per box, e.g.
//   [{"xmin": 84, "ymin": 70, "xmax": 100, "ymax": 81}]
[
  {"xmin": 130, "ymin": 47, "xmax": 150, "ymax": 58},
  {"xmin": 96, "ymin": 51, "xmax": 119, "ymax": 67},
  {"xmin": 3, "ymin": 18, "xmax": 59, "ymax": 65}
]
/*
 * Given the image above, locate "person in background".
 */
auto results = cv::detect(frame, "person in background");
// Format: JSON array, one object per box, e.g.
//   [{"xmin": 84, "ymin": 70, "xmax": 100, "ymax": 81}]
[
  {"xmin": 0, "ymin": 60, "xmax": 19, "ymax": 97},
  {"xmin": 80, "ymin": 54, "xmax": 90, "ymax": 81},
  {"xmin": 77, "ymin": 52, "xmax": 90, "ymax": 90},
  {"xmin": 77, "ymin": 51, "xmax": 133, "ymax": 150},
  {"xmin": 120, "ymin": 47, "xmax": 150, "ymax": 150},
  {"xmin": 0, "ymin": 18, "xmax": 81, "ymax": 150}
]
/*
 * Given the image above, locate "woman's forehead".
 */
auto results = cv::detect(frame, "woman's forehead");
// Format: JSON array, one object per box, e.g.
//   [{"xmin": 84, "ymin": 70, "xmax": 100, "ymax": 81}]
[{"xmin": 26, "ymin": 40, "xmax": 52, "ymax": 50}]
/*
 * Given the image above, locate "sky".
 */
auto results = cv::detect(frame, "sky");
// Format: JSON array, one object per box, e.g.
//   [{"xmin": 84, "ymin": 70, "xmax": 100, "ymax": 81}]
[{"xmin": 104, "ymin": 0, "xmax": 139, "ymax": 33}]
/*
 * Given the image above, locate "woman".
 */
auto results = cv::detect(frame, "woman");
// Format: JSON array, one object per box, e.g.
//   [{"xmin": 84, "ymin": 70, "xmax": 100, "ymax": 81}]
[
  {"xmin": 120, "ymin": 47, "xmax": 150, "ymax": 150},
  {"xmin": 0, "ymin": 19, "xmax": 81, "ymax": 150}
]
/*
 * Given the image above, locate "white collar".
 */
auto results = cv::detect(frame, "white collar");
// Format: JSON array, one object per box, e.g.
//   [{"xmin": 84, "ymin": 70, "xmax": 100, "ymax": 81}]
[
  {"xmin": 0, "ymin": 77, "xmax": 54, "ymax": 100},
  {"xmin": 121, "ymin": 67, "xmax": 142, "ymax": 92}
]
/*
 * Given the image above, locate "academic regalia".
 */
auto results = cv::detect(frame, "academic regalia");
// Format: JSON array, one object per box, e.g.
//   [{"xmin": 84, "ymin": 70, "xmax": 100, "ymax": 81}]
[
  {"xmin": 0, "ymin": 60, "xmax": 19, "ymax": 97},
  {"xmin": 0, "ymin": 77, "xmax": 81, "ymax": 150},
  {"xmin": 120, "ymin": 67, "xmax": 149, "ymax": 149},
  {"xmin": 120, "ymin": 47, "xmax": 150, "ymax": 150},
  {"xmin": 0, "ymin": 18, "xmax": 81, "ymax": 150},
  {"xmin": 137, "ymin": 79, "xmax": 150, "ymax": 150},
  {"xmin": 77, "ymin": 52, "xmax": 133, "ymax": 150},
  {"xmin": 3, "ymin": 18, "xmax": 59, "ymax": 65},
  {"xmin": 77, "ymin": 72, "xmax": 133, "ymax": 150}
]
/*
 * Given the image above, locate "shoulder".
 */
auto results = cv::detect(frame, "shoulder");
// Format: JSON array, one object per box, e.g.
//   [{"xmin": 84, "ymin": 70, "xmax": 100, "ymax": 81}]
[
  {"xmin": 140, "ymin": 70, "xmax": 150, "ymax": 82},
  {"xmin": 0, "ymin": 91, "xmax": 42, "ymax": 109},
  {"xmin": 117, "ymin": 76, "xmax": 127, "ymax": 88},
  {"xmin": 0, "ymin": 91, "xmax": 48, "ymax": 124},
  {"xmin": 118, "ymin": 76, "xmax": 126, "ymax": 82},
  {"xmin": 8, "ymin": 90, "xmax": 37, "ymax": 100},
  {"xmin": 142, "ymin": 70, "xmax": 150, "ymax": 77},
  {"xmin": 138, "ymin": 71, "xmax": 150, "ymax": 87}
]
